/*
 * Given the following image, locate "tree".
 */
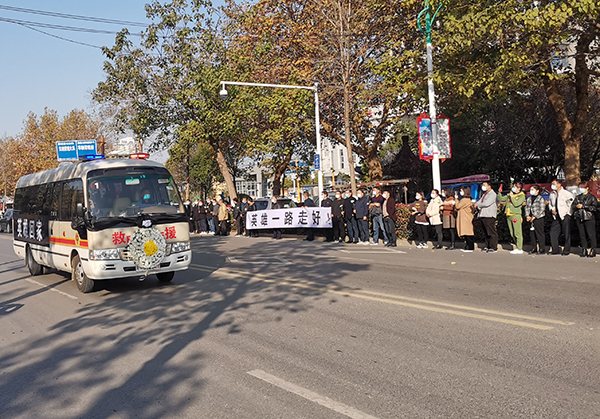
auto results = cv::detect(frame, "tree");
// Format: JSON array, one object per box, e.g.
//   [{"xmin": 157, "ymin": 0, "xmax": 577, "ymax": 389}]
[
  {"xmin": 225, "ymin": 0, "xmax": 424, "ymax": 189},
  {"xmin": 439, "ymin": 0, "xmax": 600, "ymax": 185},
  {"xmin": 94, "ymin": 0, "xmax": 252, "ymax": 199},
  {"xmin": 223, "ymin": 1, "xmax": 321, "ymax": 196},
  {"xmin": 189, "ymin": 141, "xmax": 222, "ymax": 199}
]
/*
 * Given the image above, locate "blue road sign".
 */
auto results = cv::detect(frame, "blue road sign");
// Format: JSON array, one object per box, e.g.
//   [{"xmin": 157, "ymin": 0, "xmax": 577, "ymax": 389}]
[
  {"xmin": 56, "ymin": 141, "xmax": 78, "ymax": 161},
  {"xmin": 56, "ymin": 140, "xmax": 98, "ymax": 161},
  {"xmin": 76, "ymin": 140, "xmax": 97, "ymax": 156},
  {"xmin": 314, "ymin": 154, "xmax": 320, "ymax": 170}
]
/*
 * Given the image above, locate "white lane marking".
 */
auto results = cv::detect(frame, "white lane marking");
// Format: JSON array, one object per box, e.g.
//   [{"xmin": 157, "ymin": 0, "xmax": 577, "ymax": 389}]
[
  {"xmin": 227, "ymin": 257, "xmax": 292, "ymax": 265},
  {"xmin": 339, "ymin": 250, "xmax": 406, "ymax": 254},
  {"xmin": 25, "ymin": 278, "xmax": 78, "ymax": 300},
  {"xmin": 248, "ymin": 369, "xmax": 379, "ymax": 419}
]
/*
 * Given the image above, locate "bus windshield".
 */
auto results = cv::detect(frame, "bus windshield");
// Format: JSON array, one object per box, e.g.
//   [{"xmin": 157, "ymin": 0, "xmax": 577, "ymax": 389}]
[{"xmin": 87, "ymin": 168, "xmax": 184, "ymax": 219}]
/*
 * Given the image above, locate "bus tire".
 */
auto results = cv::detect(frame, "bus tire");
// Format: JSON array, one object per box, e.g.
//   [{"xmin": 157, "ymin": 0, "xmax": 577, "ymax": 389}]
[
  {"xmin": 27, "ymin": 247, "xmax": 43, "ymax": 276},
  {"xmin": 72, "ymin": 254, "xmax": 95, "ymax": 293},
  {"xmin": 156, "ymin": 271, "xmax": 175, "ymax": 283}
]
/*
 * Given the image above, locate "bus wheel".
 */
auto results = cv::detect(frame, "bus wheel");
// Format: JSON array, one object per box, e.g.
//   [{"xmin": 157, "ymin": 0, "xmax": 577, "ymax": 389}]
[
  {"xmin": 72, "ymin": 255, "xmax": 95, "ymax": 293},
  {"xmin": 156, "ymin": 271, "xmax": 175, "ymax": 283},
  {"xmin": 27, "ymin": 247, "xmax": 43, "ymax": 276}
]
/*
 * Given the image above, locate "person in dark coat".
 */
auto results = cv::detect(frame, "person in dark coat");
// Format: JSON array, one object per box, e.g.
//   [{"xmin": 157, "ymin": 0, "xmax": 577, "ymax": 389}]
[
  {"xmin": 302, "ymin": 191, "xmax": 316, "ymax": 241},
  {"xmin": 212, "ymin": 198, "xmax": 221, "ymax": 236},
  {"xmin": 343, "ymin": 189, "xmax": 358, "ymax": 244},
  {"xmin": 240, "ymin": 197, "xmax": 249, "ymax": 237},
  {"xmin": 321, "ymin": 191, "xmax": 334, "ymax": 242},
  {"xmin": 232, "ymin": 197, "xmax": 244, "ymax": 237},
  {"xmin": 198, "ymin": 200, "xmax": 208, "ymax": 233},
  {"xmin": 332, "ymin": 192, "xmax": 345, "ymax": 243},
  {"xmin": 382, "ymin": 190, "xmax": 397, "ymax": 247},
  {"xmin": 571, "ymin": 181, "xmax": 598, "ymax": 257},
  {"xmin": 355, "ymin": 189, "xmax": 369, "ymax": 244},
  {"xmin": 207, "ymin": 199, "xmax": 215, "ymax": 234},
  {"xmin": 192, "ymin": 197, "xmax": 202, "ymax": 234}
]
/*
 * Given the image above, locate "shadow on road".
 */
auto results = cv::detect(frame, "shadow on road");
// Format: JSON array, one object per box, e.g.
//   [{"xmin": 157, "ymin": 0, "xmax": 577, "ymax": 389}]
[{"xmin": 0, "ymin": 236, "xmax": 363, "ymax": 419}]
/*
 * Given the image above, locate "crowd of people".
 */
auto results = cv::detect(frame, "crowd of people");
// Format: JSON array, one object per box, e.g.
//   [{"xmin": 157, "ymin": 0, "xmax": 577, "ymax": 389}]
[{"xmin": 183, "ymin": 179, "xmax": 599, "ymax": 257}]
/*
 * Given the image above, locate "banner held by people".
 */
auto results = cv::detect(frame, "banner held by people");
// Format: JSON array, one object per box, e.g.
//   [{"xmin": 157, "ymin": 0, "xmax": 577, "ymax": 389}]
[{"xmin": 246, "ymin": 207, "xmax": 332, "ymax": 230}]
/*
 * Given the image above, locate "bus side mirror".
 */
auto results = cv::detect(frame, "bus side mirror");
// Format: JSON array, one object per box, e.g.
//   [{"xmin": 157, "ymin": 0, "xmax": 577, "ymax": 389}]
[{"xmin": 76, "ymin": 203, "xmax": 85, "ymax": 217}]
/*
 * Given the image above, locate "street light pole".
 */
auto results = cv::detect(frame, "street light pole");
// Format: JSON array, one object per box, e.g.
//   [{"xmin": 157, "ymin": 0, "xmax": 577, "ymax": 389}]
[
  {"xmin": 418, "ymin": 1, "xmax": 443, "ymax": 192},
  {"xmin": 220, "ymin": 81, "xmax": 324, "ymax": 202},
  {"xmin": 313, "ymin": 82, "xmax": 323, "ymax": 201}
]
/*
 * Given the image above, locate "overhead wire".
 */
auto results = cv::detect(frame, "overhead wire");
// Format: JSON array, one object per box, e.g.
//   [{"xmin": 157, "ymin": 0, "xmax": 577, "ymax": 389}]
[
  {"xmin": 0, "ymin": 4, "xmax": 147, "ymax": 27},
  {"xmin": 15, "ymin": 22, "xmax": 103, "ymax": 49},
  {"xmin": 0, "ymin": 4, "xmax": 147, "ymax": 49},
  {"xmin": 0, "ymin": 16, "xmax": 140, "ymax": 35}
]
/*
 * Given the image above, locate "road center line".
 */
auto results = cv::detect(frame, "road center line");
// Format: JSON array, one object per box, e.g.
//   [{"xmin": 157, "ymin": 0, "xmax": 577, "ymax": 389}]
[
  {"xmin": 195, "ymin": 264, "xmax": 570, "ymax": 330},
  {"xmin": 339, "ymin": 250, "xmax": 407, "ymax": 254},
  {"xmin": 354, "ymin": 290, "xmax": 574, "ymax": 326},
  {"xmin": 249, "ymin": 277, "xmax": 556, "ymax": 330},
  {"xmin": 25, "ymin": 278, "xmax": 78, "ymax": 300},
  {"xmin": 247, "ymin": 369, "xmax": 379, "ymax": 419}
]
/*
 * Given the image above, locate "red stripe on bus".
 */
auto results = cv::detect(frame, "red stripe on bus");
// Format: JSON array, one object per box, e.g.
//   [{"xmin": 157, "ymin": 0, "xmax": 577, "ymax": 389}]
[{"xmin": 50, "ymin": 237, "xmax": 89, "ymax": 248}]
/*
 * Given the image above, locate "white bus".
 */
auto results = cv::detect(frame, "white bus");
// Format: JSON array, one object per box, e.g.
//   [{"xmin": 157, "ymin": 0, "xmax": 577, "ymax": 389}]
[{"xmin": 13, "ymin": 154, "xmax": 192, "ymax": 293}]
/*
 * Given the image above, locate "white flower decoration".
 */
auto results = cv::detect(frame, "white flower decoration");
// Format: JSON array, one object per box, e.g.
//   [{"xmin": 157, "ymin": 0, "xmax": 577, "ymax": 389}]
[{"xmin": 128, "ymin": 227, "xmax": 167, "ymax": 270}]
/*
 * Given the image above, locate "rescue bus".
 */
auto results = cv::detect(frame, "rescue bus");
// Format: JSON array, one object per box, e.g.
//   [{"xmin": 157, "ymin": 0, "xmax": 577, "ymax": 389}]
[{"xmin": 12, "ymin": 153, "xmax": 192, "ymax": 293}]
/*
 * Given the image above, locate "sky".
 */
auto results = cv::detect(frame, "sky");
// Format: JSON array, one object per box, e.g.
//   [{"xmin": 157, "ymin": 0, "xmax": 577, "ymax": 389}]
[{"xmin": 0, "ymin": 0, "xmax": 224, "ymax": 159}]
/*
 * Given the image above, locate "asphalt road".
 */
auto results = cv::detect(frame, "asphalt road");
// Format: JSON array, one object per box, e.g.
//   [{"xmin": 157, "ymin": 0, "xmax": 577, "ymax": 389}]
[{"xmin": 0, "ymin": 232, "xmax": 599, "ymax": 419}]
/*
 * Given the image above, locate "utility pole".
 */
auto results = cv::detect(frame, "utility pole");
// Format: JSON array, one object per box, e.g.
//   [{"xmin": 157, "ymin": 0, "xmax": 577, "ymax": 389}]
[{"xmin": 418, "ymin": 0, "xmax": 443, "ymax": 192}]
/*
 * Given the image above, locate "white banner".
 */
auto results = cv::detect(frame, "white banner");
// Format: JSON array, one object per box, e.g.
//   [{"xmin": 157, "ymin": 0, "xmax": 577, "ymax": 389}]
[{"xmin": 246, "ymin": 207, "xmax": 332, "ymax": 230}]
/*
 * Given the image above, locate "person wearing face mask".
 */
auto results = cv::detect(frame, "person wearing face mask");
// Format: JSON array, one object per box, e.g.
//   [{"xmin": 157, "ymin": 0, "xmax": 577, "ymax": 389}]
[
  {"xmin": 525, "ymin": 184, "xmax": 547, "ymax": 255},
  {"xmin": 217, "ymin": 197, "xmax": 229, "ymax": 236},
  {"xmin": 369, "ymin": 187, "xmax": 388, "ymax": 245},
  {"xmin": 455, "ymin": 186, "xmax": 475, "ymax": 252},
  {"xmin": 355, "ymin": 189, "xmax": 370, "ymax": 244},
  {"xmin": 302, "ymin": 191, "xmax": 316, "ymax": 241},
  {"xmin": 321, "ymin": 191, "xmax": 334, "ymax": 242},
  {"xmin": 571, "ymin": 182, "xmax": 598, "ymax": 257},
  {"xmin": 498, "ymin": 182, "xmax": 526, "ymax": 254},
  {"xmin": 332, "ymin": 191, "xmax": 345, "ymax": 243},
  {"xmin": 212, "ymin": 198, "xmax": 221, "ymax": 236},
  {"xmin": 382, "ymin": 190, "xmax": 397, "ymax": 247},
  {"xmin": 441, "ymin": 188, "xmax": 457, "ymax": 250},
  {"xmin": 240, "ymin": 197, "xmax": 249, "ymax": 237},
  {"xmin": 410, "ymin": 191, "xmax": 429, "ymax": 248},
  {"xmin": 207, "ymin": 199, "xmax": 215, "ymax": 234},
  {"xmin": 426, "ymin": 189, "xmax": 444, "ymax": 249},
  {"xmin": 343, "ymin": 189, "xmax": 358, "ymax": 244},
  {"xmin": 475, "ymin": 181, "xmax": 498, "ymax": 253},
  {"xmin": 548, "ymin": 179, "xmax": 574, "ymax": 255}
]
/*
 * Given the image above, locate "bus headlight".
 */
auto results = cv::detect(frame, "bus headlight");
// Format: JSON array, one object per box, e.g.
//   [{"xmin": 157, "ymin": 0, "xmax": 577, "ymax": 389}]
[
  {"xmin": 89, "ymin": 249, "xmax": 121, "ymax": 261},
  {"xmin": 170, "ymin": 241, "xmax": 190, "ymax": 253}
]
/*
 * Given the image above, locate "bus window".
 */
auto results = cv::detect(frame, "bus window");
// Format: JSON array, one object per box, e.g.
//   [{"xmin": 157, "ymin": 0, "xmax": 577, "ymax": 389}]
[
  {"xmin": 33, "ymin": 184, "xmax": 47, "ymax": 216},
  {"xmin": 60, "ymin": 180, "xmax": 84, "ymax": 221},
  {"xmin": 87, "ymin": 169, "xmax": 184, "ymax": 217},
  {"xmin": 47, "ymin": 182, "xmax": 61, "ymax": 219}
]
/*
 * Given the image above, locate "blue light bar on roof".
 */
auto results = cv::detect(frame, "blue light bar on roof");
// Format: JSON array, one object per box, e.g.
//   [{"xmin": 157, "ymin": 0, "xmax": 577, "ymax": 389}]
[{"xmin": 79, "ymin": 154, "xmax": 105, "ymax": 161}]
